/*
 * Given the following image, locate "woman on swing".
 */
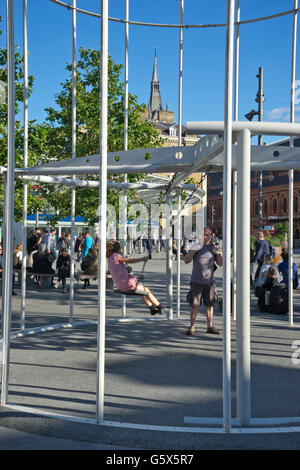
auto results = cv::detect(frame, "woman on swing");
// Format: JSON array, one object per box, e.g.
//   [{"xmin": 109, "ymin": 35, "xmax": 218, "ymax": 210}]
[{"xmin": 106, "ymin": 241, "xmax": 166, "ymax": 315}]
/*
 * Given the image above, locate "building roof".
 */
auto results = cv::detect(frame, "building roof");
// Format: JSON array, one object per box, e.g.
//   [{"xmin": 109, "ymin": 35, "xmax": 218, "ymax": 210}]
[{"xmin": 154, "ymin": 121, "xmax": 187, "ymax": 135}]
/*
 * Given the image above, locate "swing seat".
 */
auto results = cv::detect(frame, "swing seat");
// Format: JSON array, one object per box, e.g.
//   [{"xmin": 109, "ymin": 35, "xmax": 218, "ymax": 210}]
[{"xmin": 113, "ymin": 287, "xmax": 148, "ymax": 296}]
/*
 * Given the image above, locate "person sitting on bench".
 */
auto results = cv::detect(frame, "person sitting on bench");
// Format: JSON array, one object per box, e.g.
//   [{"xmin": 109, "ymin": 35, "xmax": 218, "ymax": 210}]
[
  {"xmin": 256, "ymin": 266, "xmax": 279, "ymax": 311},
  {"xmin": 106, "ymin": 241, "xmax": 166, "ymax": 315},
  {"xmin": 32, "ymin": 243, "xmax": 55, "ymax": 286},
  {"xmin": 13, "ymin": 243, "xmax": 23, "ymax": 269},
  {"xmin": 81, "ymin": 246, "xmax": 98, "ymax": 289}
]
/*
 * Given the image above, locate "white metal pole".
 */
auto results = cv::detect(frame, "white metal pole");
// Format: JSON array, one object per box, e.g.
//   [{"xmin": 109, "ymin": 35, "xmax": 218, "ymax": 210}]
[
  {"xmin": 178, "ymin": 0, "xmax": 183, "ymax": 147},
  {"xmin": 288, "ymin": 0, "xmax": 298, "ymax": 327},
  {"xmin": 96, "ymin": 0, "xmax": 108, "ymax": 424},
  {"xmin": 236, "ymin": 129, "xmax": 251, "ymax": 426},
  {"xmin": 124, "ymin": 0, "xmax": 129, "ymax": 153},
  {"xmin": 176, "ymin": 0, "xmax": 183, "ymax": 318},
  {"xmin": 288, "ymin": 170, "xmax": 294, "ymax": 327},
  {"xmin": 232, "ymin": 171, "xmax": 237, "ymax": 321},
  {"xmin": 1, "ymin": 0, "xmax": 15, "ymax": 406},
  {"xmin": 232, "ymin": 0, "xmax": 240, "ymax": 322},
  {"xmin": 222, "ymin": 0, "xmax": 235, "ymax": 433},
  {"xmin": 122, "ymin": 0, "xmax": 129, "ymax": 318},
  {"xmin": 69, "ymin": 0, "xmax": 77, "ymax": 323},
  {"xmin": 166, "ymin": 192, "xmax": 173, "ymax": 319},
  {"xmin": 233, "ymin": 0, "xmax": 240, "ymax": 123},
  {"xmin": 176, "ymin": 190, "xmax": 181, "ymax": 317},
  {"xmin": 21, "ymin": 0, "xmax": 28, "ymax": 331}
]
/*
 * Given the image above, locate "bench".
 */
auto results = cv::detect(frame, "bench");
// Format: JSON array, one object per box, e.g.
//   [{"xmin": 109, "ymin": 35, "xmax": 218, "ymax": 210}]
[{"xmin": 12, "ymin": 269, "xmax": 59, "ymax": 289}]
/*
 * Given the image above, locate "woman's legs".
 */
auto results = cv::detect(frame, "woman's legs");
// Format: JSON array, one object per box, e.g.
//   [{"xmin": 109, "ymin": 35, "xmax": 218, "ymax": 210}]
[
  {"xmin": 137, "ymin": 284, "xmax": 159, "ymax": 307},
  {"xmin": 137, "ymin": 283, "xmax": 166, "ymax": 315},
  {"xmin": 61, "ymin": 272, "xmax": 67, "ymax": 289}
]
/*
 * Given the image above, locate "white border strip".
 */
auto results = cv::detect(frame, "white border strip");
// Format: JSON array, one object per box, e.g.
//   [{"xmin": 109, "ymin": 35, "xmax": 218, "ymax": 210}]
[{"xmin": 2, "ymin": 404, "xmax": 300, "ymax": 435}]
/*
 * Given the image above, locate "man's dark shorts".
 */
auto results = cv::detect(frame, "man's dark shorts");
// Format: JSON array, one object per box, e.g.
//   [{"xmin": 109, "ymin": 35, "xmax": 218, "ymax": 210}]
[{"xmin": 186, "ymin": 281, "xmax": 218, "ymax": 308}]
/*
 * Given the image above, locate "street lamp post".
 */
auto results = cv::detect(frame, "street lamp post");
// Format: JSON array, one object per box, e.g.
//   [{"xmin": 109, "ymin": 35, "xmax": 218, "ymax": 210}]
[
  {"xmin": 256, "ymin": 67, "xmax": 264, "ymax": 231},
  {"xmin": 245, "ymin": 67, "xmax": 265, "ymax": 232}
]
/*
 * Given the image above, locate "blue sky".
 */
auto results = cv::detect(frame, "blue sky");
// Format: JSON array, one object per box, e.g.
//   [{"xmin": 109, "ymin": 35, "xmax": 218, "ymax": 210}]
[{"xmin": 1, "ymin": 0, "xmax": 300, "ymax": 144}]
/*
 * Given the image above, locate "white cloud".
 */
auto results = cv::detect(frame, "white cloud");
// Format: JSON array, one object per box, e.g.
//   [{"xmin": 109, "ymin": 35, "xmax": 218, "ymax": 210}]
[{"xmin": 264, "ymin": 106, "xmax": 300, "ymax": 122}]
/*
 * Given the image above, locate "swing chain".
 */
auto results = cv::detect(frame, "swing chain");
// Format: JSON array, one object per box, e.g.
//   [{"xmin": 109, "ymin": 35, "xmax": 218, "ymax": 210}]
[{"xmin": 138, "ymin": 259, "xmax": 148, "ymax": 283}]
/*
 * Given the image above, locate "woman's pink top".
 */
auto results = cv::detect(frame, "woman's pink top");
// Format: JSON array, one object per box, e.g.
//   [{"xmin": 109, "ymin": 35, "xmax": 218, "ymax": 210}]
[{"xmin": 107, "ymin": 252, "xmax": 138, "ymax": 291}]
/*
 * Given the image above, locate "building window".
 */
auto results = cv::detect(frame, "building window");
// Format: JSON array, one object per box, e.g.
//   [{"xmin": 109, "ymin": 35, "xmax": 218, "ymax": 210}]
[
  {"xmin": 283, "ymin": 197, "xmax": 287, "ymax": 213},
  {"xmin": 273, "ymin": 198, "xmax": 277, "ymax": 214},
  {"xmin": 255, "ymin": 200, "xmax": 258, "ymax": 216},
  {"xmin": 169, "ymin": 127, "xmax": 176, "ymax": 136},
  {"xmin": 264, "ymin": 200, "xmax": 268, "ymax": 216},
  {"xmin": 295, "ymin": 196, "xmax": 298, "ymax": 214}
]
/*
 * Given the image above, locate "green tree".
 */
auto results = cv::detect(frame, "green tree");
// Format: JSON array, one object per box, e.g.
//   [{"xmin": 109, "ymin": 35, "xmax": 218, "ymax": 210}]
[
  {"xmin": 0, "ymin": 27, "xmax": 51, "ymax": 221},
  {"xmin": 41, "ymin": 48, "xmax": 162, "ymax": 225},
  {"xmin": 276, "ymin": 221, "xmax": 289, "ymax": 238}
]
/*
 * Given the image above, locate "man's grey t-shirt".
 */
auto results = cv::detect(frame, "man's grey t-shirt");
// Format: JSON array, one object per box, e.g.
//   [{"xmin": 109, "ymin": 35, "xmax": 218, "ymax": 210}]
[{"xmin": 191, "ymin": 245, "xmax": 216, "ymax": 285}]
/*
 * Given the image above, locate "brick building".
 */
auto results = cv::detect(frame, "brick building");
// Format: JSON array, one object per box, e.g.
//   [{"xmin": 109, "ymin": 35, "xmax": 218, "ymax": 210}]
[{"xmin": 207, "ymin": 138, "xmax": 300, "ymax": 240}]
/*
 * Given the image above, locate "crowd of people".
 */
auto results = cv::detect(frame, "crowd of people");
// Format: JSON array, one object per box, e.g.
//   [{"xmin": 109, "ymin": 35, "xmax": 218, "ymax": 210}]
[
  {"xmin": 1, "ymin": 225, "xmax": 299, "ymax": 329},
  {"xmin": 251, "ymin": 231, "xmax": 298, "ymax": 314},
  {"xmin": 0, "ymin": 228, "xmax": 100, "ymax": 293}
]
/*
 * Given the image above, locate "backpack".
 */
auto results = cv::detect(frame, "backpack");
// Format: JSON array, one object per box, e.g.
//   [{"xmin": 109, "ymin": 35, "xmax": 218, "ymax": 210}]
[
  {"xmin": 268, "ymin": 284, "xmax": 288, "ymax": 314},
  {"xmin": 268, "ymin": 242, "xmax": 275, "ymax": 259}
]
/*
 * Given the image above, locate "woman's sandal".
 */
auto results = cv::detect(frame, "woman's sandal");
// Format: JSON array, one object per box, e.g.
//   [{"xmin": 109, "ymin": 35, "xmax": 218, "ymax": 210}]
[
  {"xmin": 207, "ymin": 326, "xmax": 220, "ymax": 335},
  {"xmin": 186, "ymin": 327, "xmax": 195, "ymax": 336}
]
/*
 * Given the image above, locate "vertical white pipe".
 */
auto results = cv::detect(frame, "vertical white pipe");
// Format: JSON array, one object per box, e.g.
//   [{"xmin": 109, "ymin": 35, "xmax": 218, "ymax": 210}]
[
  {"xmin": 166, "ymin": 192, "xmax": 173, "ymax": 319},
  {"xmin": 96, "ymin": 0, "xmax": 108, "ymax": 424},
  {"xmin": 222, "ymin": 0, "xmax": 235, "ymax": 433},
  {"xmin": 289, "ymin": 0, "xmax": 298, "ymax": 327},
  {"xmin": 69, "ymin": 0, "xmax": 77, "ymax": 323},
  {"xmin": 288, "ymin": 170, "xmax": 294, "ymax": 327},
  {"xmin": 236, "ymin": 129, "xmax": 251, "ymax": 426},
  {"xmin": 122, "ymin": 0, "xmax": 129, "ymax": 318},
  {"xmin": 176, "ymin": 190, "xmax": 181, "ymax": 317},
  {"xmin": 21, "ymin": 0, "xmax": 28, "ymax": 331},
  {"xmin": 177, "ymin": 0, "xmax": 183, "ymax": 318},
  {"xmin": 232, "ymin": 171, "xmax": 237, "ymax": 321},
  {"xmin": 233, "ymin": 0, "xmax": 240, "ymax": 123},
  {"xmin": 232, "ymin": 0, "xmax": 240, "ymax": 322},
  {"xmin": 124, "ymin": 0, "xmax": 129, "ymax": 153},
  {"xmin": 1, "ymin": 0, "xmax": 15, "ymax": 406},
  {"xmin": 178, "ymin": 0, "xmax": 183, "ymax": 147}
]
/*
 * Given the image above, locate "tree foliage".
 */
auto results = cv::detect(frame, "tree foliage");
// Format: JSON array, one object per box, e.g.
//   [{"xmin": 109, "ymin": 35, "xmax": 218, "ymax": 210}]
[
  {"xmin": 0, "ymin": 41, "xmax": 162, "ymax": 225},
  {"xmin": 40, "ymin": 48, "xmax": 162, "ymax": 225},
  {"xmin": 0, "ymin": 30, "xmax": 51, "ymax": 221}
]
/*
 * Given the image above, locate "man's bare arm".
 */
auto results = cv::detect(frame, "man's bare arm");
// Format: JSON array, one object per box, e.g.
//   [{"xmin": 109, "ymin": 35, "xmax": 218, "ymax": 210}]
[
  {"xmin": 211, "ymin": 246, "xmax": 223, "ymax": 266},
  {"xmin": 184, "ymin": 250, "xmax": 197, "ymax": 264}
]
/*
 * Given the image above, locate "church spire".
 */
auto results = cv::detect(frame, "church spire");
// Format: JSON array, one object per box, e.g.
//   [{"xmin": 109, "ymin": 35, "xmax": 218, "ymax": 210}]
[
  {"xmin": 152, "ymin": 47, "xmax": 159, "ymax": 82},
  {"xmin": 149, "ymin": 49, "xmax": 162, "ymax": 118}
]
